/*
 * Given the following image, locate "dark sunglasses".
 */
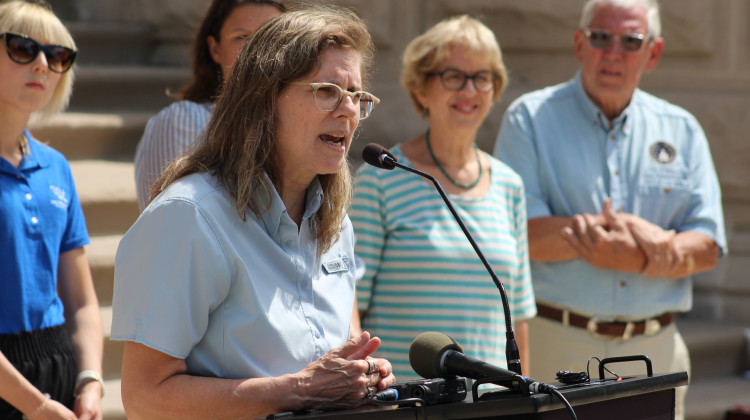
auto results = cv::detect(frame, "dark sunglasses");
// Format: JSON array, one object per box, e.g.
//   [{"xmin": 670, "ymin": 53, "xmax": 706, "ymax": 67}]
[
  {"xmin": 583, "ymin": 29, "xmax": 650, "ymax": 52},
  {"xmin": 1, "ymin": 32, "xmax": 77, "ymax": 73}
]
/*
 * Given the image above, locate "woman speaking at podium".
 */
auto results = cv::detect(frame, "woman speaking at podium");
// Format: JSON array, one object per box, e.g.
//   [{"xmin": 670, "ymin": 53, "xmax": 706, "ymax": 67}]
[{"xmin": 111, "ymin": 5, "xmax": 394, "ymax": 419}]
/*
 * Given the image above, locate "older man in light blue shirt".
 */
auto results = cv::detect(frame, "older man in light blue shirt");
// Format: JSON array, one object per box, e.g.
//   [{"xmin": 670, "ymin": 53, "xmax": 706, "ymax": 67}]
[{"xmin": 494, "ymin": 1, "xmax": 725, "ymax": 419}]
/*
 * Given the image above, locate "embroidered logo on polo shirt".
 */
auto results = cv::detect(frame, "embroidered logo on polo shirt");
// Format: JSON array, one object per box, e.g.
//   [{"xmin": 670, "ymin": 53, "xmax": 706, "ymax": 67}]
[
  {"xmin": 322, "ymin": 257, "xmax": 349, "ymax": 274},
  {"xmin": 649, "ymin": 141, "xmax": 677, "ymax": 165},
  {"xmin": 49, "ymin": 184, "xmax": 69, "ymax": 209}
]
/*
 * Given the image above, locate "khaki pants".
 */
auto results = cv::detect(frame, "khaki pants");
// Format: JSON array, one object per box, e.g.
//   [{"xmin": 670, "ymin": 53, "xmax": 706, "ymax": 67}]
[{"xmin": 528, "ymin": 316, "xmax": 690, "ymax": 420}]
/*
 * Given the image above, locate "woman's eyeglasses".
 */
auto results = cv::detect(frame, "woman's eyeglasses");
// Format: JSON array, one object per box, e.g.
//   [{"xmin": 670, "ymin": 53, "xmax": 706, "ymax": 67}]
[
  {"xmin": 583, "ymin": 29, "xmax": 650, "ymax": 52},
  {"xmin": 427, "ymin": 68, "xmax": 498, "ymax": 93},
  {"xmin": 1, "ymin": 32, "xmax": 77, "ymax": 74},
  {"xmin": 290, "ymin": 81, "xmax": 380, "ymax": 120}
]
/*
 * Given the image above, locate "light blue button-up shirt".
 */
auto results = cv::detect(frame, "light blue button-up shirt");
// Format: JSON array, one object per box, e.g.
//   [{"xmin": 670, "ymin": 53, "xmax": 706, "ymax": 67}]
[
  {"xmin": 112, "ymin": 172, "xmax": 356, "ymax": 379},
  {"xmin": 494, "ymin": 72, "xmax": 727, "ymax": 319}
]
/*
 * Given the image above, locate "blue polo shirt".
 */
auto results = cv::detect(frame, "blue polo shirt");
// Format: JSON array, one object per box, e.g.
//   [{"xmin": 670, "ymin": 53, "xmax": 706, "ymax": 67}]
[
  {"xmin": 112, "ymin": 172, "xmax": 356, "ymax": 379},
  {"xmin": 0, "ymin": 131, "xmax": 89, "ymax": 334},
  {"xmin": 494, "ymin": 72, "xmax": 727, "ymax": 319}
]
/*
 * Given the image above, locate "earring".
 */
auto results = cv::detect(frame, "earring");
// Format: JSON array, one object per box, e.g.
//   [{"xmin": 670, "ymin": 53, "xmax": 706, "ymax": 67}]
[{"xmin": 422, "ymin": 108, "xmax": 429, "ymax": 118}]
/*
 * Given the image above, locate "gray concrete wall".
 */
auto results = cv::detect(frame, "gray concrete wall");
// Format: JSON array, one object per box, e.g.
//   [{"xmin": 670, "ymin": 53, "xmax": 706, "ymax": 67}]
[{"xmin": 67, "ymin": 0, "xmax": 750, "ymax": 323}]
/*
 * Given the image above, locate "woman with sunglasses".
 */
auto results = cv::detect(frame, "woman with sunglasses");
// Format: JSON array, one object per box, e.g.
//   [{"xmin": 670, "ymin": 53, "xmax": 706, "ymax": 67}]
[
  {"xmin": 133, "ymin": 0, "xmax": 286, "ymax": 210},
  {"xmin": 350, "ymin": 15, "xmax": 537, "ymax": 381},
  {"xmin": 0, "ymin": 1, "xmax": 103, "ymax": 419},
  {"xmin": 112, "ymin": 5, "xmax": 393, "ymax": 419}
]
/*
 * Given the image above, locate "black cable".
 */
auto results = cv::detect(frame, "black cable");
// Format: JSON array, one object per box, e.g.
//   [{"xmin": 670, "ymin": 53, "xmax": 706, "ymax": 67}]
[
  {"xmin": 526, "ymin": 381, "xmax": 577, "ymax": 420},
  {"xmin": 556, "ymin": 370, "xmax": 589, "ymax": 385},
  {"xmin": 587, "ymin": 356, "xmax": 621, "ymax": 381},
  {"xmin": 549, "ymin": 388, "xmax": 578, "ymax": 420}
]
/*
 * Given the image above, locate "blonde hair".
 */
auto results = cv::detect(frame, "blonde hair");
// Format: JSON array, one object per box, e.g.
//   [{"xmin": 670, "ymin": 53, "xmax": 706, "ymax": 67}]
[
  {"xmin": 0, "ymin": 0, "xmax": 76, "ymax": 121},
  {"xmin": 401, "ymin": 15, "xmax": 507, "ymax": 118},
  {"xmin": 152, "ymin": 4, "xmax": 374, "ymax": 254}
]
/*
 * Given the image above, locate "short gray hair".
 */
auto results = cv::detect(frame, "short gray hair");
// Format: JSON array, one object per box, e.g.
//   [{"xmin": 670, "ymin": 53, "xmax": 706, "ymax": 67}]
[{"xmin": 580, "ymin": 0, "xmax": 661, "ymax": 38}]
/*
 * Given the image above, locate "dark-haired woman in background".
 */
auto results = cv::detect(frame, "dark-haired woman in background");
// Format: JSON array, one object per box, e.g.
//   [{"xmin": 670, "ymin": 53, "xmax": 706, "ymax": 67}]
[{"xmin": 134, "ymin": 0, "xmax": 285, "ymax": 210}]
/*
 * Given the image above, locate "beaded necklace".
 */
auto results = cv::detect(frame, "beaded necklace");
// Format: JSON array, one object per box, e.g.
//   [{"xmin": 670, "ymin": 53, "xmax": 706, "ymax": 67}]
[{"xmin": 424, "ymin": 128, "xmax": 482, "ymax": 189}]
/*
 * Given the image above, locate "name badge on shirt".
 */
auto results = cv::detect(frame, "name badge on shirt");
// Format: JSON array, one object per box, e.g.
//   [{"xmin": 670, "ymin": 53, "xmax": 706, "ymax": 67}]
[{"xmin": 323, "ymin": 257, "xmax": 349, "ymax": 274}]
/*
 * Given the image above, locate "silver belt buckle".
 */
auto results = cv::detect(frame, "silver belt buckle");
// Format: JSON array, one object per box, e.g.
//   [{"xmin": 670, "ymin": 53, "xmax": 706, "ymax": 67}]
[{"xmin": 644, "ymin": 318, "xmax": 662, "ymax": 336}]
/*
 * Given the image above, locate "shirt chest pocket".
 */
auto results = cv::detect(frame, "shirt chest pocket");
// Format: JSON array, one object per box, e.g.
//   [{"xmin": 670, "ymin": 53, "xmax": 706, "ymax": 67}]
[
  {"xmin": 636, "ymin": 166, "xmax": 691, "ymax": 226},
  {"xmin": 638, "ymin": 166, "xmax": 691, "ymax": 198}
]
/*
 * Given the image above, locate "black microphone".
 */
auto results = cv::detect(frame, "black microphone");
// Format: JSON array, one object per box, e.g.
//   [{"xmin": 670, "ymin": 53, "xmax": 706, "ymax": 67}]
[
  {"xmin": 361, "ymin": 143, "xmax": 522, "ymax": 375},
  {"xmin": 409, "ymin": 331, "xmax": 519, "ymax": 382},
  {"xmin": 410, "ymin": 332, "xmax": 577, "ymax": 419}
]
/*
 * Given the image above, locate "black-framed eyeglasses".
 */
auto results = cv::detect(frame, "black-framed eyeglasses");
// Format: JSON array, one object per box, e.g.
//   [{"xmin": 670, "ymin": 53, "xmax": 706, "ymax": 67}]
[
  {"xmin": 1, "ymin": 32, "xmax": 77, "ymax": 73},
  {"xmin": 427, "ymin": 68, "xmax": 498, "ymax": 93},
  {"xmin": 583, "ymin": 29, "xmax": 650, "ymax": 53},
  {"xmin": 289, "ymin": 81, "xmax": 381, "ymax": 120}
]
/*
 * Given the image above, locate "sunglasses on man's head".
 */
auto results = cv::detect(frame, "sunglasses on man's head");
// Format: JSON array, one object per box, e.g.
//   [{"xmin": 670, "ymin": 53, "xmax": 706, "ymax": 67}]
[
  {"xmin": 1, "ymin": 32, "xmax": 76, "ymax": 73},
  {"xmin": 583, "ymin": 29, "xmax": 650, "ymax": 52}
]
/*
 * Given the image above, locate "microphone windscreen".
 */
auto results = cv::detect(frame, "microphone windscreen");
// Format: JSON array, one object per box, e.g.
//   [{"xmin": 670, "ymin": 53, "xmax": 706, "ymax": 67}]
[
  {"xmin": 409, "ymin": 332, "xmax": 464, "ymax": 379},
  {"xmin": 362, "ymin": 143, "xmax": 396, "ymax": 169}
]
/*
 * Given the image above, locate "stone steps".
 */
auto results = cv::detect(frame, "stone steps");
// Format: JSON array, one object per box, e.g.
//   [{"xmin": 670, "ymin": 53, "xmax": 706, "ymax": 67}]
[
  {"xmin": 681, "ymin": 319, "xmax": 749, "ymax": 380},
  {"xmin": 66, "ymin": 21, "xmax": 152, "ymax": 66},
  {"xmin": 70, "ymin": 160, "xmax": 139, "ymax": 237},
  {"xmin": 685, "ymin": 376, "xmax": 750, "ymax": 420},
  {"xmin": 69, "ymin": 66, "xmax": 189, "ymax": 112},
  {"xmin": 101, "ymin": 305, "xmax": 125, "ymax": 420},
  {"xmin": 29, "ymin": 112, "xmax": 150, "ymax": 161},
  {"xmin": 679, "ymin": 319, "xmax": 750, "ymax": 419}
]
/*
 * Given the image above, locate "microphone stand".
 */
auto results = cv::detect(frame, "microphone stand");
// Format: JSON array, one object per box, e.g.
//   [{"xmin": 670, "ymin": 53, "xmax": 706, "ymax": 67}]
[{"xmin": 381, "ymin": 154, "xmax": 523, "ymax": 375}]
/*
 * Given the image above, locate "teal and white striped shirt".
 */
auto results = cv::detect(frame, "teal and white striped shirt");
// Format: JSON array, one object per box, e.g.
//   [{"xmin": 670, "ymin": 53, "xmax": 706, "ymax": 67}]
[{"xmin": 352, "ymin": 145, "xmax": 536, "ymax": 381}]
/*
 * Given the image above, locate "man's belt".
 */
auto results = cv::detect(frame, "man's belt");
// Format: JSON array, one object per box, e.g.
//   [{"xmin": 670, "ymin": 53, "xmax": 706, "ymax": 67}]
[{"xmin": 536, "ymin": 303, "xmax": 674, "ymax": 340}]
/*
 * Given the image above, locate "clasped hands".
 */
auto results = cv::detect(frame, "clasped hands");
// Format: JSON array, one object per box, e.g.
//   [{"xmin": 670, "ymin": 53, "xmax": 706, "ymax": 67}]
[
  {"xmin": 561, "ymin": 199, "xmax": 681, "ymax": 277},
  {"xmin": 293, "ymin": 331, "xmax": 395, "ymax": 410}
]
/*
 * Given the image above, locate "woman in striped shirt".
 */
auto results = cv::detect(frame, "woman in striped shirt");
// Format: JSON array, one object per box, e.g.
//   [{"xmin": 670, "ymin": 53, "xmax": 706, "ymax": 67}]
[
  {"xmin": 351, "ymin": 15, "xmax": 537, "ymax": 381},
  {"xmin": 134, "ymin": 0, "xmax": 285, "ymax": 210}
]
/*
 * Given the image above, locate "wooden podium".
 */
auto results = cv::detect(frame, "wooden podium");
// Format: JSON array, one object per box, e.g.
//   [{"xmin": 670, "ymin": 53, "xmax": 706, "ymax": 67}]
[{"xmin": 270, "ymin": 371, "xmax": 688, "ymax": 420}]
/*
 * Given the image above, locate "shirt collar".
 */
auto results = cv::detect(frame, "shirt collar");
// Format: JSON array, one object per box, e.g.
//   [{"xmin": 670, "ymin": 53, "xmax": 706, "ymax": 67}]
[
  {"xmin": 572, "ymin": 71, "xmax": 633, "ymax": 133},
  {"xmin": 0, "ymin": 130, "xmax": 48, "ymax": 175},
  {"xmin": 258, "ymin": 173, "xmax": 324, "ymax": 237}
]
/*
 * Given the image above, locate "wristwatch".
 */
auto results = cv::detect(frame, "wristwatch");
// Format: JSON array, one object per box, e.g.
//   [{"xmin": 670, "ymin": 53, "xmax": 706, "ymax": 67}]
[{"xmin": 74, "ymin": 370, "xmax": 105, "ymax": 397}]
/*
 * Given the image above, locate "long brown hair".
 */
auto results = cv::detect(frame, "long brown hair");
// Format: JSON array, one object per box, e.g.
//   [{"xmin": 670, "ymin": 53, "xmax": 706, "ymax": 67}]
[
  {"xmin": 177, "ymin": 0, "xmax": 286, "ymax": 103},
  {"xmin": 153, "ymin": 4, "xmax": 374, "ymax": 254}
]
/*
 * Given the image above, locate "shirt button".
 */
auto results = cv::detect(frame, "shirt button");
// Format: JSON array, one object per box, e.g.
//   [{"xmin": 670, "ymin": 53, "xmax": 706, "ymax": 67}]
[
  {"xmin": 617, "ymin": 206, "xmax": 623, "ymax": 212},
  {"xmin": 31, "ymin": 217, "xmax": 38, "ymax": 224},
  {"xmin": 620, "ymin": 281, "xmax": 627, "ymax": 288},
  {"xmin": 610, "ymin": 134, "xmax": 616, "ymax": 140},
  {"xmin": 25, "ymin": 193, "xmax": 33, "ymax": 200},
  {"xmin": 664, "ymin": 187, "xmax": 671, "ymax": 193},
  {"xmin": 614, "ymin": 170, "xmax": 619, "ymax": 176}
]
